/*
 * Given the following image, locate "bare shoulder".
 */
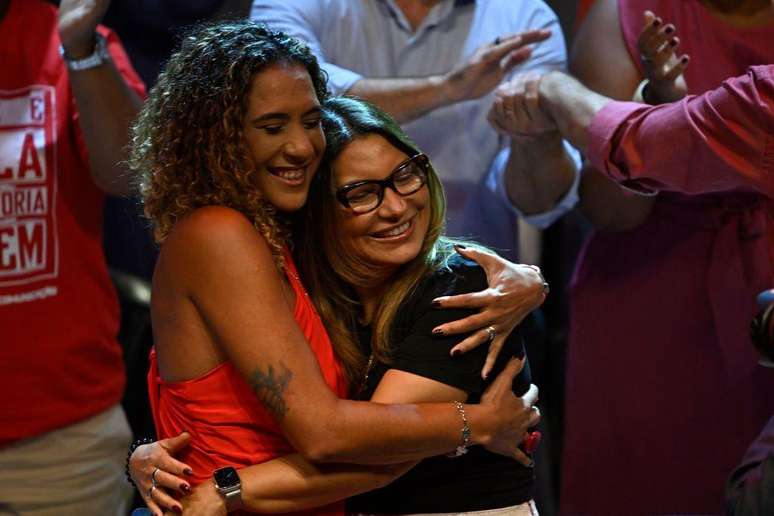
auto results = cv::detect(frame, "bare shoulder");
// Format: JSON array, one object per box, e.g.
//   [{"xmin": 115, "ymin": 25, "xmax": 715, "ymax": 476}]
[
  {"xmin": 571, "ymin": 0, "xmax": 639, "ymax": 98},
  {"xmin": 158, "ymin": 206, "xmax": 279, "ymax": 285}
]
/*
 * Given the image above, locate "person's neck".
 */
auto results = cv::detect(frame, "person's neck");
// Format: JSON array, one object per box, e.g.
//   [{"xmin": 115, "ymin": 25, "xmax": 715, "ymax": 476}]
[
  {"xmin": 393, "ymin": 0, "xmax": 442, "ymax": 32},
  {"xmin": 355, "ymin": 279, "xmax": 393, "ymax": 326},
  {"xmin": 0, "ymin": 0, "xmax": 11, "ymax": 24}
]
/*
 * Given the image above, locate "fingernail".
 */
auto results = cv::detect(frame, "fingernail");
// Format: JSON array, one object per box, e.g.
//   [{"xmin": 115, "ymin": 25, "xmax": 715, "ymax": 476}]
[
  {"xmin": 432, "ymin": 328, "xmax": 444, "ymax": 335},
  {"xmin": 184, "ymin": 468, "xmax": 193, "ymax": 476},
  {"xmin": 681, "ymin": 56, "xmax": 689, "ymax": 64},
  {"xmin": 454, "ymin": 244, "xmax": 467, "ymax": 251},
  {"xmin": 669, "ymin": 39, "xmax": 677, "ymax": 46},
  {"xmin": 174, "ymin": 506, "xmax": 183, "ymax": 514},
  {"xmin": 526, "ymin": 459, "xmax": 535, "ymax": 468},
  {"xmin": 431, "ymin": 300, "xmax": 441, "ymax": 308},
  {"xmin": 525, "ymin": 431, "xmax": 542, "ymax": 454},
  {"xmin": 653, "ymin": 18, "xmax": 661, "ymax": 26},
  {"xmin": 482, "ymin": 371, "xmax": 489, "ymax": 380},
  {"xmin": 450, "ymin": 348, "xmax": 460, "ymax": 357},
  {"xmin": 665, "ymin": 26, "xmax": 674, "ymax": 34},
  {"xmin": 181, "ymin": 483, "xmax": 191, "ymax": 493}
]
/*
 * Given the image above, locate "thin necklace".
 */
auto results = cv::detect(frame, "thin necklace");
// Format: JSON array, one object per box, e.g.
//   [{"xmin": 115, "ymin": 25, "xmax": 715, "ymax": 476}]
[{"xmin": 359, "ymin": 353, "xmax": 376, "ymax": 395}]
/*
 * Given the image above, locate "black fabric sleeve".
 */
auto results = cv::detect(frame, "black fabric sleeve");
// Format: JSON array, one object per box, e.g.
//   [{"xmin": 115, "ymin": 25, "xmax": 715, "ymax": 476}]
[{"xmin": 384, "ymin": 256, "xmax": 523, "ymax": 397}]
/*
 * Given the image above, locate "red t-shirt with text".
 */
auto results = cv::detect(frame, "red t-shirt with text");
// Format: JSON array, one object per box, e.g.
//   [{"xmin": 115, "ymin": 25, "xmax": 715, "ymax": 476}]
[{"xmin": 0, "ymin": 0, "xmax": 146, "ymax": 445}]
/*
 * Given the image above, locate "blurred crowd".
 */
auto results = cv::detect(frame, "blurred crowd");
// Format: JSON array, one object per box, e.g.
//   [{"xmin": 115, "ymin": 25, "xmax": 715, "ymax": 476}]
[{"xmin": 0, "ymin": 0, "xmax": 772, "ymax": 515}]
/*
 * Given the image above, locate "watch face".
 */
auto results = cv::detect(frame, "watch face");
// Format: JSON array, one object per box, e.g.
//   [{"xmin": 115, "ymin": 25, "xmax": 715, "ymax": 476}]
[{"xmin": 214, "ymin": 467, "xmax": 240, "ymax": 489}]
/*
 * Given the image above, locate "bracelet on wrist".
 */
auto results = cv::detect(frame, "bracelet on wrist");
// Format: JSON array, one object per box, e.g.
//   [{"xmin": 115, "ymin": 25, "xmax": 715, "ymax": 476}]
[
  {"xmin": 125, "ymin": 436, "xmax": 155, "ymax": 488},
  {"xmin": 447, "ymin": 401, "xmax": 471, "ymax": 458}
]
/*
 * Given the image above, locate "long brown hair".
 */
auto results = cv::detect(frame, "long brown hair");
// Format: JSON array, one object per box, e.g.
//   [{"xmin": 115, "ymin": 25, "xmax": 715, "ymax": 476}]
[
  {"xmin": 131, "ymin": 21, "xmax": 328, "ymax": 267},
  {"xmin": 295, "ymin": 97, "xmax": 467, "ymax": 390}
]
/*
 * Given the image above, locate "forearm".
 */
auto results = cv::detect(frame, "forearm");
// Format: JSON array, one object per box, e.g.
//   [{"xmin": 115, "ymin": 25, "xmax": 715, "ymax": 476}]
[
  {"xmin": 68, "ymin": 58, "xmax": 142, "ymax": 196},
  {"xmin": 347, "ymin": 76, "xmax": 453, "ymax": 124},
  {"xmin": 235, "ymin": 454, "xmax": 414, "ymax": 513},
  {"xmin": 504, "ymin": 132, "xmax": 576, "ymax": 215},
  {"xmin": 284, "ymin": 395, "xmax": 491, "ymax": 464},
  {"xmin": 539, "ymin": 71, "xmax": 609, "ymax": 155}
]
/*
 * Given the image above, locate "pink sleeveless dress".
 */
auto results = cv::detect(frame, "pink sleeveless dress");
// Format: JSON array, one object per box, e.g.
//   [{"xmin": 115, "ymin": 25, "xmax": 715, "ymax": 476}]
[
  {"xmin": 560, "ymin": 2, "xmax": 774, "ymax": 514},
  {"xmin": 148, "ymin": 249, "xmax": 348, "ymax": 515}
]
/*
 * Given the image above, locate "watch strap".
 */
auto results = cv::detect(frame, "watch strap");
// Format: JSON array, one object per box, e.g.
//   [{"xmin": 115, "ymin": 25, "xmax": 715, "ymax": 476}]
[
  {"xmin": 222, "ymin": 487, "xmax": 243, "ymax": 512},
  {"xmin": 60, "ymin": 33, "xmax": 110, "ymax": 71}
]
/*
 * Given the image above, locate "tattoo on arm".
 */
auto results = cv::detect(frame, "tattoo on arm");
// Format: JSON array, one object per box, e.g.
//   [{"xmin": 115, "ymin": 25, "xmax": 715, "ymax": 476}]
[{"xmin": 250, "ymin": 363, "xmax": 293, "ymax": 419}]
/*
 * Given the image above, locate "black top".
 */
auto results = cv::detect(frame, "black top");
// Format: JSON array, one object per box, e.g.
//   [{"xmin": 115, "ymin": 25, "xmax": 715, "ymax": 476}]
[{"xmin": 347, "ymin": 255, "xmax": 534, "ymax": 514}]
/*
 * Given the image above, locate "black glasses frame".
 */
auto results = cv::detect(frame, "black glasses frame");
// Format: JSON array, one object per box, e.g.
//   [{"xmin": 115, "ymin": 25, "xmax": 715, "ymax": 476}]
[{"xmin": 335, "ymin": 153, "xmax": 430, "ymax": 213}]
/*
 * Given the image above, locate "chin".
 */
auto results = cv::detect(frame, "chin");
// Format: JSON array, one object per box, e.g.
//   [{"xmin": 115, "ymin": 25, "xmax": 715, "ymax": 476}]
[{"xmin": 268, "ymin": 191, "xmax": 310, "ymax": 213}]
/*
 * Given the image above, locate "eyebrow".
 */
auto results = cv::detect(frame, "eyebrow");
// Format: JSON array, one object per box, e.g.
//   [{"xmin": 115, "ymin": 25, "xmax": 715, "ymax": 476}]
[{"xmin": 250, "ymin": 106, "xmax": 321, "ymax": 125}]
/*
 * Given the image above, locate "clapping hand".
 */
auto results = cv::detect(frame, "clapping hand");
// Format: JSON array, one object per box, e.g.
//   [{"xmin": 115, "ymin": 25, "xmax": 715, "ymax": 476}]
[
  {"xmin": 487, "ymin": 71, "xmax": 558, "ymax": 140},
  {"xmin": 636, "ymin": 10, "xmax": 689, "ymax": 104},
  {"xmin": 443, "ymin": 29, "xmax": 551, "ymax": 104}
]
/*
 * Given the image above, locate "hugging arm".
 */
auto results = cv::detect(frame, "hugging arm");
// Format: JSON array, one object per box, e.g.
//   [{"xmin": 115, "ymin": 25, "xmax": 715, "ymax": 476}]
[
  {"xmin": 430, "ymin": 246, "xmax": 547, "ymax": 378},
  {"xmin": 163, "ymin": 264, "xmax": 539, "ymax": 514},
  {"xmin": 170, "ymin": 208, "xmax": 520, "ymax": 463}
]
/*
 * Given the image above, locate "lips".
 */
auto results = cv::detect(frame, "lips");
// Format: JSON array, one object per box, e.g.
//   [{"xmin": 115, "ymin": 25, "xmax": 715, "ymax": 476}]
[
  {"xmin": 371, "ymin": 217, "xmax": 413, "ymax": 239},
  {"xmin": 267, "ymin": 166, "xmax": 307, "ymax": 186}
]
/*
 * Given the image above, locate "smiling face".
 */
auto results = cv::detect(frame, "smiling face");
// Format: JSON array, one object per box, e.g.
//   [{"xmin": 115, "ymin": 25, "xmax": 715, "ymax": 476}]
[
  {"xmin": 331, "ymin": 134, "xmax": 431, "ymax": 275},
  {"xmin": 243, "ymin": 63, "xmax": 325, "ymax": 212}
]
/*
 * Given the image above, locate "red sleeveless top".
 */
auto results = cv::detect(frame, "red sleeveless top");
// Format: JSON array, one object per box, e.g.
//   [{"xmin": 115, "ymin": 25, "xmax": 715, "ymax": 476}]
[{"xmin": 148, "ymin": 249, "xmax": 348, "ymax": 515}]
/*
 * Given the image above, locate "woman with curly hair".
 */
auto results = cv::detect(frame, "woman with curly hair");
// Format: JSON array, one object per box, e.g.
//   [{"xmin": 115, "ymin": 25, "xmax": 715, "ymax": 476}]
[{"xmin": 128, "ymin": 21, "xmax": 544, "ymax": 515}]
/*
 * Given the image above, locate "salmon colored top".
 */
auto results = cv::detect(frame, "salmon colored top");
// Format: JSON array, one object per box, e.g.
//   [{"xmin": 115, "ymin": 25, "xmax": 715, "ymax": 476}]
[{"xmin": 148, "ymin": 249, "xmax": 348, "ymax": 515}]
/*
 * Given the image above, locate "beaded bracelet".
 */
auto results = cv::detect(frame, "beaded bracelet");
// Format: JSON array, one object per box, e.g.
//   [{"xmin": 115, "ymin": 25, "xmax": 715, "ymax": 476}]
[
  {"xmin": 447, "ymin": 401, "xmax": 471, "ymax": 458},
  {"xmin": 125, "ymin": 436, "xmax": 154, "ymax": 488}
]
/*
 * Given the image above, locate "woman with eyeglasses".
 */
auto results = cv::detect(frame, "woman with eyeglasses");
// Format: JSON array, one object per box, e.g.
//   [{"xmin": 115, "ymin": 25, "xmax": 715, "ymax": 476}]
[{"xmin": 127, "ymin": 21, "xmax": 545, "ymax": 516}]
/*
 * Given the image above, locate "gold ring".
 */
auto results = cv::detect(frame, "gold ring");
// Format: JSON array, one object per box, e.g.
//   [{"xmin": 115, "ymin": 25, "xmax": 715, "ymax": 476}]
[
  {"xmin": 151, "ymin": 467, "xmax": 160, "ymax": 486},
  {"xmin": 147, "ymin": 484, "xmax": 156, "ymax": 500}
]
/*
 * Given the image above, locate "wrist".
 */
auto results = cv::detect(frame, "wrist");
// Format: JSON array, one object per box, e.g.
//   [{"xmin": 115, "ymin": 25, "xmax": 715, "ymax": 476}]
[
  {"xmin": 201, "ymin": 479, "xmax": 229, "ymax": 514},
  {"xmin": 463, "ymin": 404, "xmax": 493, "ymax": 447},
  {"xmin": 60, "ymin": 33, "xmax": 97, "ymax": 60},
  {"xmin": 509, "ymin": 129, "xmax": 562, "ymax": 149},
  {"xmin": 438, "ymin": 70, "xmax": 463, "ymax": 105}
]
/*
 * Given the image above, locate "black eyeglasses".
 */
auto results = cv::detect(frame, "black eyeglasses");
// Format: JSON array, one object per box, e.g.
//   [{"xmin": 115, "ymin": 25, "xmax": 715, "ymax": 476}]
[{"xmin": 335, "ymin": 153, "xmax": 430, "ymax": 214}]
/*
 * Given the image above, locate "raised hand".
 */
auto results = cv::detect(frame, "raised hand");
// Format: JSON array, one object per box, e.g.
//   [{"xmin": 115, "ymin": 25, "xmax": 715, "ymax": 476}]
[
  {"xmin": 488, "ymin": 71, "xmax": 558, "ymax": 139},
  {"xmin": 479, "ymin": 357, "xmax": 540, "ymax": 466},
  {"xmin": 443, "ymin": 29, "xmax": 551, "ymax": 104},
  {"xmin": 58, "ymin": 0, "xmax": 110, "ymax": 57},
  {"xmin": 636, "ymin": 10, "xmax": 689, "ymax": 104},
  {"xmin": 431, "ymin": 245, "xmax": 547, "ymax": 379}
]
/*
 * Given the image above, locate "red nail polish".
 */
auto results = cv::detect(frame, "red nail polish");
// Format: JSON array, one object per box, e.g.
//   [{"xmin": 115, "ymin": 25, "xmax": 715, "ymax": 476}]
[
  {"xmin": 174, "ymin": 506, "xmax": 183, "ymax": 514},
  {"xmin": 181, "ymin": 483, "xmax": 191, "ymax": 493},
  {"xmin": 653, "ymin": 19, "xmax": 661, "ymax": 26},
  {"xmin": 681, "ymin": 56, "xmax": 689, "ymax": 64},
  {"xmin": 524, "ymin": 431, "xmax": 542, "ymax": 454},
  {"xmin": 665, "ymin": 26, "xmax": 674, "ymax": 34},
  {"xmin": 431, "ymin": 300, "xmax": 441, "ymax": 308},
  {"xmin": 669, "ymin": 39, "xmax": 677, "ymax": 46},
  {"xmin": 432, "ymin": 328, "xmax": 444, "ymax": 336},
  {"xmin": 184, "ymin": 468, "xmax": 193, "ymax": 476}
]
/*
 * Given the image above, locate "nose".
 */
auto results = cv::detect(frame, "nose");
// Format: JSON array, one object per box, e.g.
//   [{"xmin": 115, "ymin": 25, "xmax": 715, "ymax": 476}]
[
  {"xmin": 283, "ymin": 124, "xmax": 316, "ymax": 163},
  {"xmin": 378, "ymin": 186, "xmax": 408, "ymax": 219}
]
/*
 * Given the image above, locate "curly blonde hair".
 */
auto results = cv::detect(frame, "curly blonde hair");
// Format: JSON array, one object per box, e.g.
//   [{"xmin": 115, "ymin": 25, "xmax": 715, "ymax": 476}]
[{"xmin": 131, "ymin": 21, "xmax": 328, "ymax": 266}]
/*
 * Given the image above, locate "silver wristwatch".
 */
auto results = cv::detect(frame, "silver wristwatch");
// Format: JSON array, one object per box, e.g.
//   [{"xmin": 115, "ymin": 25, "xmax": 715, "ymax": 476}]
[
  {"xmin": 213, "ymin": 466, "xmax": 243, "ymax": 512},
  {"xmin": 59, "ymin": 33, "xmax": 110, "ymax": 71}
]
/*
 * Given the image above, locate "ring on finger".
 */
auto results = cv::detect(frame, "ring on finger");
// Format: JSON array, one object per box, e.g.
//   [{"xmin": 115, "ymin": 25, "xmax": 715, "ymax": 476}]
[
  {"xmin": 147, "ymin": 484, "xmax": 156, "ymax": 500},
  {"xmin": 151, "ymin": 467, "xmax": 160, "ymax": 486},
  {"xmin": 485, "ymin": 325, "xmax": 496, "ymax": 343}
]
